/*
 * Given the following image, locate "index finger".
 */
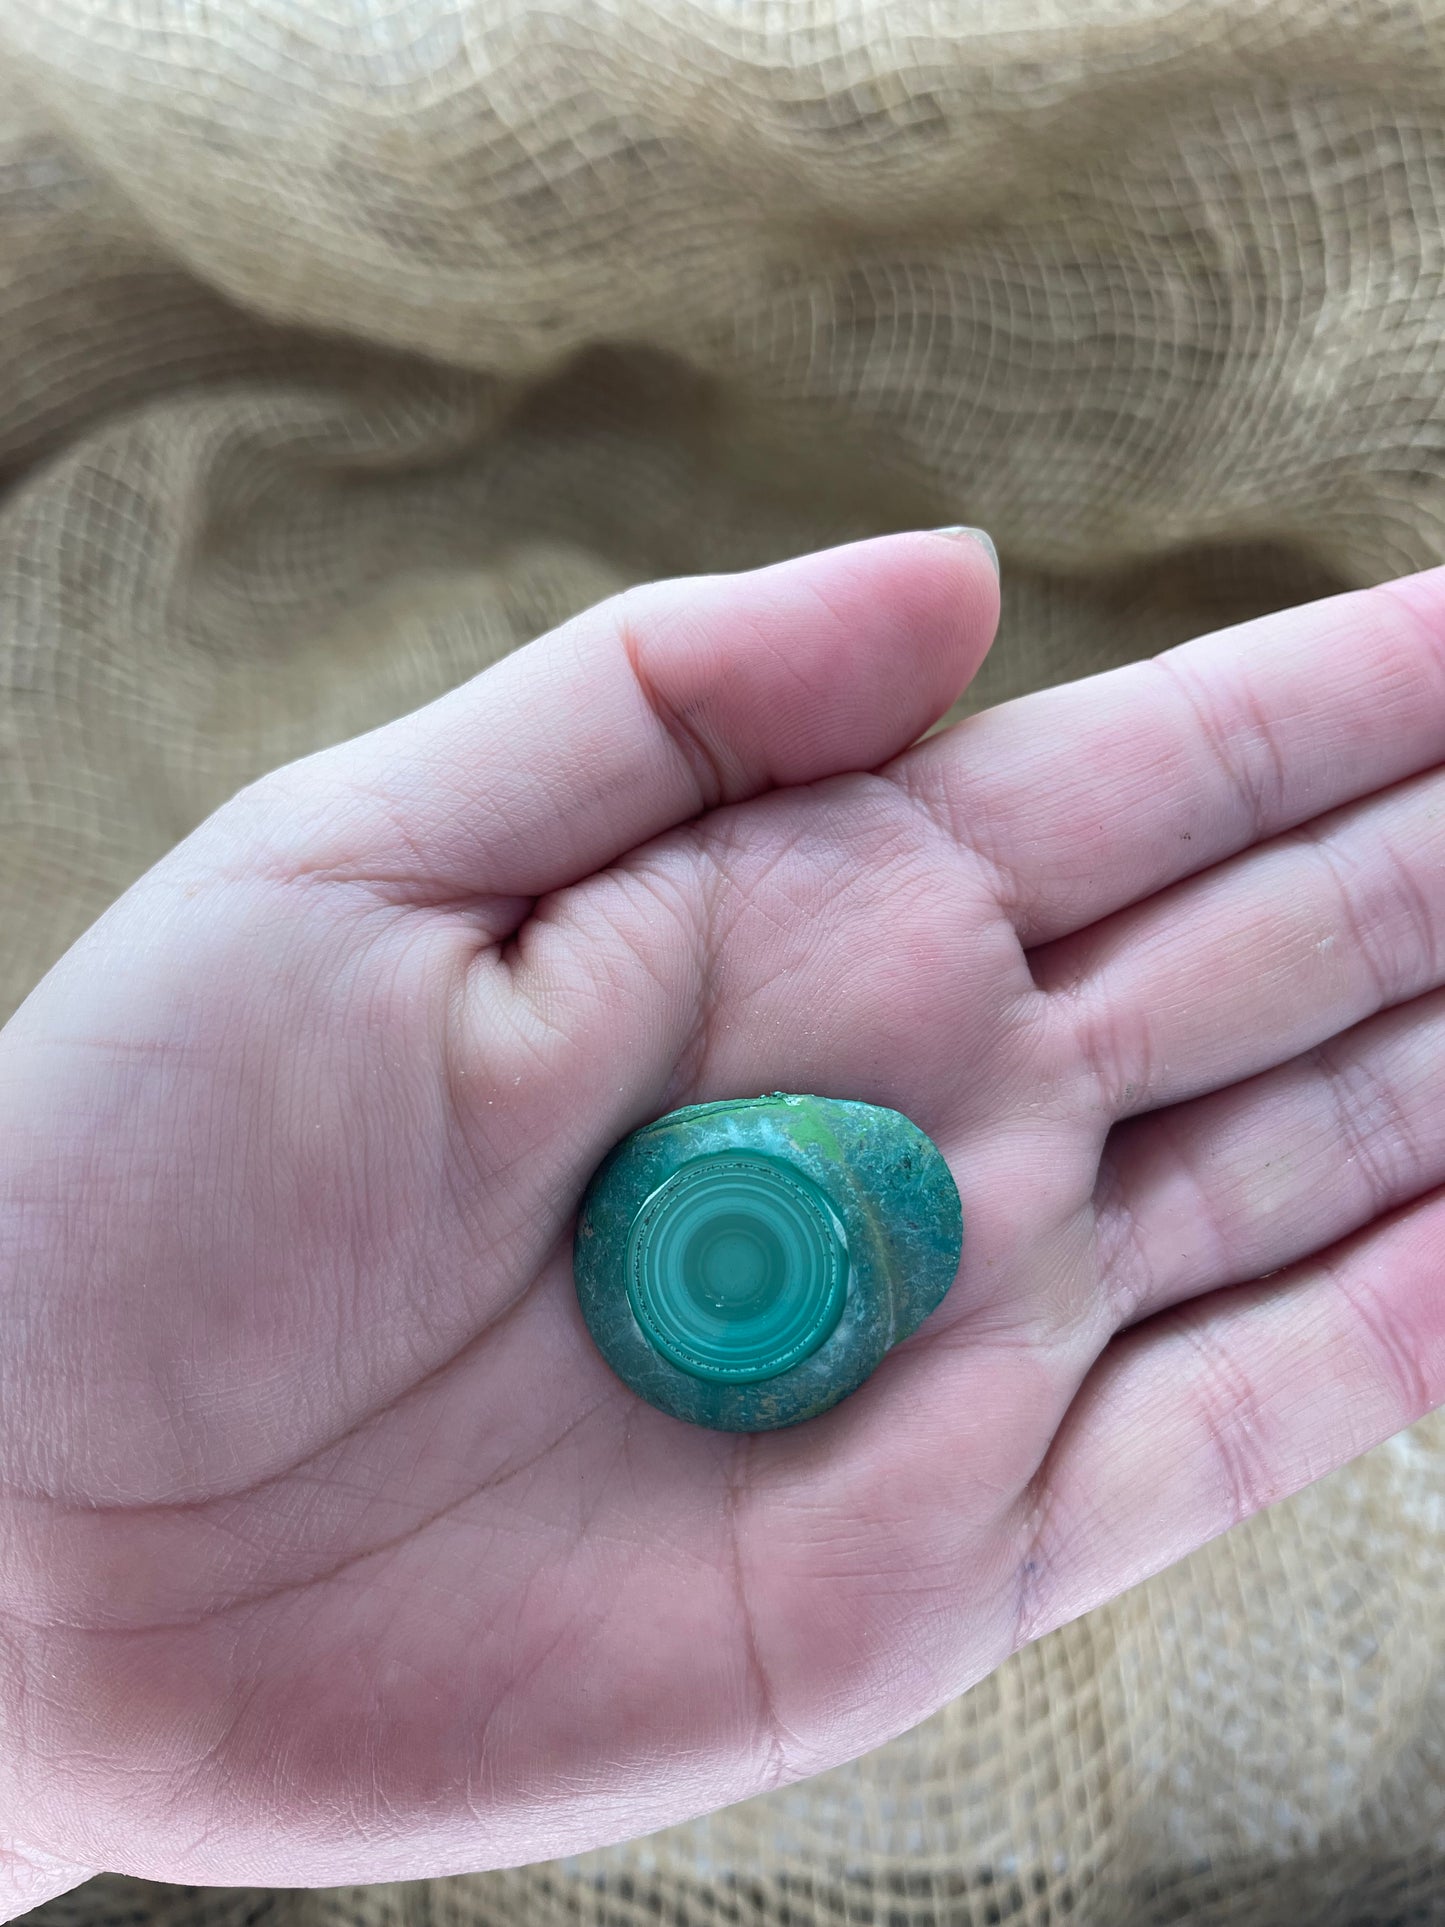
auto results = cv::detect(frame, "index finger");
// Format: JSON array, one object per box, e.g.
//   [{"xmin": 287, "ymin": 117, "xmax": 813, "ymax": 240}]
[{"xmin": 893, "ymin": 567, "xmax": 1445, "ymax": 946}]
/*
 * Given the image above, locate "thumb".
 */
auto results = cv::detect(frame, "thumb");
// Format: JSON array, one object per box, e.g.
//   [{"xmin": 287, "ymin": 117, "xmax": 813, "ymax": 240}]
[{"xmin": 232, "ymin": 530, "xmax": 1000, "ymax": 930}]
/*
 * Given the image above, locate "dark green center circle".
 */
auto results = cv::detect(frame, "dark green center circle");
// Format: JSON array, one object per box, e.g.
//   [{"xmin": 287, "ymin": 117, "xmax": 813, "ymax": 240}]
[{"xmin": 624, "ymin": 1151, "xmax": 850, "ymax": 1383}]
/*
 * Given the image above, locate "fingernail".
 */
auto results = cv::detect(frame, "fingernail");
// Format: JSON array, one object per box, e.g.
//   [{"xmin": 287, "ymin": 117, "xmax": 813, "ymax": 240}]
[{"xmin": 933, "ymin": 526, "xmax": 999, "ymax": 577}]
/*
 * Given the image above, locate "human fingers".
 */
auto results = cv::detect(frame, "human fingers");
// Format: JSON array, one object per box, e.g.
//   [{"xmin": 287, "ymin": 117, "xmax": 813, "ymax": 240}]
[
  {"xmin": 1094, "ymin": 989, "xmax": 1445, "ymax": 1327},
  {"xmin": 1032, "ymin": 761, "xmax": 1445, "ymax": 1116},
  {"xmin": 1011, "ymin": 1190, "xmax": 1445, "ymax": 1650},
  {"xmin": 230, "ymin": 532, "xmax": 999, "ymax": 934},
  {"xmin": 891, "ymin": 568, "xmax": 1445, "ymax": 946}
]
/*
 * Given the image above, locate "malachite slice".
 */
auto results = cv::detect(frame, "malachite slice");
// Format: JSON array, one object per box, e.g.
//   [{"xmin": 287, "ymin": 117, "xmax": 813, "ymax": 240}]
[
  {"xmin": 624, "ymin": 1150, "xmax": 849, "ymax": 1382},
  {"xmin": 573, "ymin": 1092, "xmax": 964, "ymax": 1432}
]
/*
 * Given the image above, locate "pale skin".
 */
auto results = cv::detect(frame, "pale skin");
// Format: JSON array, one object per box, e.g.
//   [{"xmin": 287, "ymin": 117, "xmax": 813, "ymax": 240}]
[{"xmin": 3, "ymin": 530, "xmax": 1445, "ymax": 1912}]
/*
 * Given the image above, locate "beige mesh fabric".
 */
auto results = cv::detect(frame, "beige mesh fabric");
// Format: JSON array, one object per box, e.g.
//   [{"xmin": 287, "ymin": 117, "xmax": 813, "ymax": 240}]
[{"xmin": 5, "ymin": 1, "xmax": 1445, "ymax": 1920}]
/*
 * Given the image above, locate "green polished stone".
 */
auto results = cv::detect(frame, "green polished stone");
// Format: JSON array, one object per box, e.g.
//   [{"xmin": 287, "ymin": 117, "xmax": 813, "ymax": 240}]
[{"xmin": 573, "ymin": 1092, "xmax": 964, "ymax": 1431}]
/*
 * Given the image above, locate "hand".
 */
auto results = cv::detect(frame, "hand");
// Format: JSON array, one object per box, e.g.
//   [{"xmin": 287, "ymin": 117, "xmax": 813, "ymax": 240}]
[{"xmin": 2, "ymin": 533, "xmax": 1443, "ymax": 1901}]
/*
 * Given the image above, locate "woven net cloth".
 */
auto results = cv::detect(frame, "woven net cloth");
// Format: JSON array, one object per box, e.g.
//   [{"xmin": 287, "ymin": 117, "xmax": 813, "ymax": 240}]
[{"xmin": 4, "ymin": 1, "xmax": 1445, "ymax": 1921}]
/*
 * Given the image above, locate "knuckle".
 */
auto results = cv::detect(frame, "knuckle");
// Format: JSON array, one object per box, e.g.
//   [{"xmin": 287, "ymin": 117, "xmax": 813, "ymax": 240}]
[
  {"xmin": 1315, "ymin": 1038, "xmax": 1422, "ymax": 1219},
  {"xmin": 1178, "ymin": 1319, "xmax": 1277, "ymax": 1526},
  {"xmin": 1070, "ymin": 986, "xmax": 1155, "ymax": 1119},
  {"xmin": 1156, "ymin": 651, "xmax": 1288, "ymax": 847},
  {"xmin": 612, "ymin": 598, "xmax": 730, "ymax": 814}
]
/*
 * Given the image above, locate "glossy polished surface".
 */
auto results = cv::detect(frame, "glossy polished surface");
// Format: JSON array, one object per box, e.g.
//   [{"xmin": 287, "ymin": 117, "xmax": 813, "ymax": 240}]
[
  {"xmin": 624, "ymin": 1149, "xmax": 849, "ymax": 1382},
  {"xmin": 574, "ymin": 1092, "xmax": 963, "ymax": 1430}
]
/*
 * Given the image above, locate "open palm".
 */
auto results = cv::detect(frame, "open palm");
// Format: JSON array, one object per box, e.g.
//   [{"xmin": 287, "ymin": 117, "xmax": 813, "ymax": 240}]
[{"xmin": 3, "ymin": 532, "xmax": 1444, "ymax": 1908}]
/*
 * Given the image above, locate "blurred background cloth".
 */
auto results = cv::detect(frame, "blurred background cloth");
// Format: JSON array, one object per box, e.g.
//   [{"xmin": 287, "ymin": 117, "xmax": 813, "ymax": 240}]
[{"xmin": 3, "ymin": 1, "xmax": 1444, "ymax": 1921}]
